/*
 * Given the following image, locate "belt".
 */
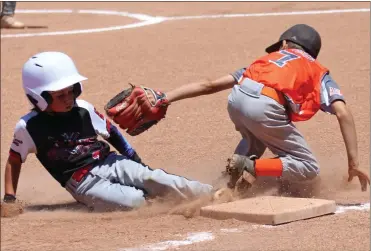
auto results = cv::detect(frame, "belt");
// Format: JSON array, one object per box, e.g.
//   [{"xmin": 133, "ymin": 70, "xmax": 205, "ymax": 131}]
[
  {"xmin": 261, "ymin": 86, "xmax": 287, "ymax": 106},
  {"xmin": 71, "ymin": 164, "xmax": 93, "ymax": 183}
]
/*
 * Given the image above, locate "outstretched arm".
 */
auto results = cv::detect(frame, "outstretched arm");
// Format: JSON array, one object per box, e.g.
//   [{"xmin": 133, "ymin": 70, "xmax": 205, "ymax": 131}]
[
  {"xmin": 4, "ymin": 155, "xmax": 22, "ymax": 201},
  {"xmin": 4, "ymin": 118, "xmax": 35, "ymax": 202},
  {"xmin": 102, "ymin": 73, "xmax": 239, "ymax": 137},
  {"xmin": 331, "ymin": 100, "xmax": 370, "ymax": 191},
  {"xmin": 166, "ymin": 74, "xmax": 237, "ymax": 103}
]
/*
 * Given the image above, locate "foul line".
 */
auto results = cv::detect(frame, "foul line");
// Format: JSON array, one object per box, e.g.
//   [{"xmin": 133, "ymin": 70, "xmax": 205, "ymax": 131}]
[
  {"xmin": 1, "ymin": 8, "xmax": 369, "ymax": 38},
  {"xmin": 119, "ymin": 232, "xmax": 214, "ymax": 251},
  {"xmin": 164, "ymin": 8, "xmax": 370, "ymax": 20},
  {"xmin": 1, "ymin": 9, "xmax": 165, "ymax": 38},
  {"xmin": 120, "ymin": 203, "xmax": 369, "ymax": 251}
]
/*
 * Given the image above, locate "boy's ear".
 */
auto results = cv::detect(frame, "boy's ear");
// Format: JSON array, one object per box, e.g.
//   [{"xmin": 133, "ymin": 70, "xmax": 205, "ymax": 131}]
[{"xmin": 280, "ymin": 40, "xmax": 287, "ymax": 50}]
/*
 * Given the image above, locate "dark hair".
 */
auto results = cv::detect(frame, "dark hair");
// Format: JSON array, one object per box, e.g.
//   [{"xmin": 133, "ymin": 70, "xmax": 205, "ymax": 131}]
[{"xmin": 285, "ymin": 40, "xmax": 312, "ymax": 55}]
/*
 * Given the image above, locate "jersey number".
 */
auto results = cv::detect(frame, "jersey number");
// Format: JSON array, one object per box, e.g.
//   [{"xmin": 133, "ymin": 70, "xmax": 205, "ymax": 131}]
[{"xmin": 269, "ymin": 50, "xmax": 299, "ymax": 67}]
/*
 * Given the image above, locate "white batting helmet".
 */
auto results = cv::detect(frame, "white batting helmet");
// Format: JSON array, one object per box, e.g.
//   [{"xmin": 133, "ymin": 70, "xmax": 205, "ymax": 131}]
[{"xmin": 22, "ymin": 51, "xmax": 87, "ymax": 111}]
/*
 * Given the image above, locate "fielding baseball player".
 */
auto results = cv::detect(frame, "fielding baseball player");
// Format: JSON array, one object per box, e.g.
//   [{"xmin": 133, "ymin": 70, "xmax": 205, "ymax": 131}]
[
  {"xmin": 105, "ymin": 24, "xmax": 370, "ymax": 195},
  {"xmin": 2, "ymin": 51, "xmax": 216, "ymax": 211}
]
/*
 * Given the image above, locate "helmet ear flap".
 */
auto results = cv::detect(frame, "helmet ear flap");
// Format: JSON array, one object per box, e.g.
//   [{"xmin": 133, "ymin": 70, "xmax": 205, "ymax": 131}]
[
  {"xmin": 26, "ymin": 94, "xmax": 40, "ymax": 108},
  {"xmin": 40, "ymin": 91, "xmax": 53, "ymax": 105},
  {"xmin": 24, "ymin": 87, "xmax": 49, "ymax": 111},
  {"xmin": 73, "ymin": 83, "xmax": 82, "ymax": 98}
]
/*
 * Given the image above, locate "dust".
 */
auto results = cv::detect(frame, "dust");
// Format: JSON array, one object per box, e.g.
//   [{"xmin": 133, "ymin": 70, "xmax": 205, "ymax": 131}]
[
  {"xmin": 8, "ymin": 189, "xmax": 234, "ymax": 220},
  {"xmin": 195, "ymin": 157, "xmax": 370, "ymax": 204},
  {"xmin": 4, "ymin": 159, "xmax": 368, "ymax": 220},
  {"xmin": 1, "ymin": 202, "xmax": 24, "ymax": 218},
  {"xmin": 166, "ymin": 188, "xmax": 235, "ymax": 219},
  {"xmin": 5, "ymin": 195, "xmax": 220, "ymax": 220}
]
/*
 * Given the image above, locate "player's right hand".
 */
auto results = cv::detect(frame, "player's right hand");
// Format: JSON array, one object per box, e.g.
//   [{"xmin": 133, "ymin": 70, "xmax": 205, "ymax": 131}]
[
  {"xmin": 1, "ymin": 194, "xmax": 24, "ymax": 217},
  {"xmin": 348, "ymin": 167, "xmax": 370, "ymax": 192}
]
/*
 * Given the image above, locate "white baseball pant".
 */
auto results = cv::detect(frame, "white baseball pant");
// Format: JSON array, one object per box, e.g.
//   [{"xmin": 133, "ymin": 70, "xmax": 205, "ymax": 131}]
[{"xmin": 65, "ymin": 153, "xmax": 213, "ymax": 211}]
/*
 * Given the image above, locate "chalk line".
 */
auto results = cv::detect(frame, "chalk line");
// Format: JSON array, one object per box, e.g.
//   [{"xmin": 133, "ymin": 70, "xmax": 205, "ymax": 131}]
[
  {"xmin": 164, "ymin": 8, "xmax": 370, "ymax": 20},
  {"xmin": 1, "ymin": 8, "xmax": 369, "ymax": 38},
  {"xmin": 120, "ymin": 202, "xmax": 369, "ymax": 250},
  {"xmin": 335, "ymin": 202, "xmax": 370, "ymax": 214},
  {"xmin": 119, "ymin": 231, "xmax": 214, "ymax": 251},
  {"xmin": 1, "ymin": 18, "xmax": 165, "ymax": 38}
]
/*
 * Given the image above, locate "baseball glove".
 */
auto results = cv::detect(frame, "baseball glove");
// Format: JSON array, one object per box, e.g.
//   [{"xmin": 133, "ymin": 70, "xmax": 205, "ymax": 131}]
[
  {"xmin": 225, "ymin": 154, "xmax": 257, "ymax": 196},
  {"xmin": 104, "ymin": 83, "xmax": 170, "ymax": 136}
]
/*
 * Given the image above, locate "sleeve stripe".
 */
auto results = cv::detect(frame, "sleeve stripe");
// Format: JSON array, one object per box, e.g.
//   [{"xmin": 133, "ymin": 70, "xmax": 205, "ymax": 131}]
[{"xmin": 9, "ymin": 149, "xmax": 22, "ymax": 163}]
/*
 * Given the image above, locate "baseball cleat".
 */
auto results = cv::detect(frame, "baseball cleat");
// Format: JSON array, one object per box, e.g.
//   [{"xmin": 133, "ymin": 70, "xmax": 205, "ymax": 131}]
[{"xmin": 1, "ymin": 16, "xmax": 25, "ymax": 29}]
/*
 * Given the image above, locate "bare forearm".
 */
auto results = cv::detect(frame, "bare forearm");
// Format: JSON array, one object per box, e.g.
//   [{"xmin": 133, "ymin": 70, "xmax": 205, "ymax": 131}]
[
  {"xmin": 166, "ymin": 75, "xmax": 236, "ymax": 103},
  {"xmin": 166, "ymin": 80, "xmax": 214, "ymax": 103},
  {"xmin": 4, "ymin": 159, "xmax": 21, "ymax": 195},
  {"xmin": 337, "ymin": 110, "xmax": 358, "ymax": 166}
]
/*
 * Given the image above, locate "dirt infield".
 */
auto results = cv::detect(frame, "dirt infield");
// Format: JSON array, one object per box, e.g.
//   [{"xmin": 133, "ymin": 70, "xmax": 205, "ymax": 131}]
[{"xmin": 1, "ymin": 2, "xmax": 370, "ymax": 251}]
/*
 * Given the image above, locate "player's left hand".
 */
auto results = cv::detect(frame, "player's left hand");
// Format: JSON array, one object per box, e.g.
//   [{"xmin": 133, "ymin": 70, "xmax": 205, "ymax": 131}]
[{"xmin": 348, "ymin": 167, "xmax": 370, "ymax": 192}]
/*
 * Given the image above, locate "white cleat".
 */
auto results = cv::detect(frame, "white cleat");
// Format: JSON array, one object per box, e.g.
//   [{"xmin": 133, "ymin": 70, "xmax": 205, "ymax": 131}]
[{"xmin": 1, "ymin": 16, "xmax": 25, "ymax": 29}]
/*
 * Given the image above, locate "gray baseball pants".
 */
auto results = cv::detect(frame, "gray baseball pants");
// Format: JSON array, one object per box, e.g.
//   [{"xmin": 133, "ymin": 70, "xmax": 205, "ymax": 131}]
[
  {"xmin": 227, "ymin": 78, "xmax": 319, "ymax": 182},
  {"xmin": 65, "ymin": 153, "xmax": 213, "ymax": 211},
  {"xmin": 1, "ymin": 1, "xmax": 16, "ymax": 16}
]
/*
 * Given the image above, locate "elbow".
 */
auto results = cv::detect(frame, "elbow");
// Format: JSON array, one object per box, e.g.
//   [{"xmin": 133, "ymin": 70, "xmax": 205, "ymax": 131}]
[
  {"xmin": 201, "ymin": 80, "xmax": 219, "ymax": 95},
  {"xmin": 335, "ymin": 106, "xmax": 351, "ymax": 121},
  {"xmin": 335, "ymin": 108, "xmax": 355, "ymax": 125},
  {"xmin": 200, "ymin": 81, "xmax": 214, "ymax": 94},
  {"xmin": 332, "ymin": 101, "xmax": 351, "ymax": 120}
]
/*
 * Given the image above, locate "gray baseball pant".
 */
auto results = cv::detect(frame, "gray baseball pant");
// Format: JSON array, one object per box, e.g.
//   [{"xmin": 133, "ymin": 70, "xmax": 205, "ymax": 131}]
[
  {"xmin": 65, "ymin": 153, "xmax": 213, "ymax": 211},
  {"xmin": 227, "ymin": 78, "xmax": 319, "ymax": 182},
  {"xmin": 1, "ymin": 1, "xmax": 16, "ymax": 16}
]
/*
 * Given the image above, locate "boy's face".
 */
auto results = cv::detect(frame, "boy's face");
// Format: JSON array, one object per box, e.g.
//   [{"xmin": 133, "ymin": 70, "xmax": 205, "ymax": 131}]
[{"xmin": 47, "ymin": 86, "xmax": 75, "ymax": 113}]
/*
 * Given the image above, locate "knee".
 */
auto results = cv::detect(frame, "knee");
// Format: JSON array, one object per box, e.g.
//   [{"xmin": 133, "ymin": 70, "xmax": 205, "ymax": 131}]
[
  {"xmin": 122, "ymin": 193, "xmax": 147, "ymax": 209},
  {"xmin": 115, "ymin": 187, "xmax": 147, "ymax": 209},
  {"xmin": 87, "ymin": 188, "xmax": 146, "ymax": 211},
  {"xmin": 282, "ymin": 158, "xmax": 320, "ymax": 182},
  {"xmin": 303, "ymin": 161, "xmax": 320, "ymax": 181}
]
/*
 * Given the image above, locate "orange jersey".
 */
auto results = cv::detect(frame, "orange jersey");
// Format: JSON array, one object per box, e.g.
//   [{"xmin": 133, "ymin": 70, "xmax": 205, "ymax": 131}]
[{"xmin": 242, "ymin": 49, "xmax": 329, "ymax": 121}]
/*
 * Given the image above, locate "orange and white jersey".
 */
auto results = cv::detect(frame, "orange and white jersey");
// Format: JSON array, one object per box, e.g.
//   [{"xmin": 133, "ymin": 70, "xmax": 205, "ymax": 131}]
[
  {"xmin": 232, "ymin": 49, "xmax": 344, "ymax": 121},
  {"xmin": 231, "ymin": 49, "xmax": 345, "ymax": 121}
]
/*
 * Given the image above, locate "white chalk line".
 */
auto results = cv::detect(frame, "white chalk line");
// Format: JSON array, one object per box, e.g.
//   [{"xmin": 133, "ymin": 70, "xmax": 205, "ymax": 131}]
[
  {"xmin": 1, "ymin": 8, "xmax": 369, "ymax": 38},
  {"xmin": 1, "ymin": 9, "xmax": 165, "ymax": 38},
  {"xmin": 1, "ymin": 18, "xmax": 165, "ymax": 38},
  {"xmin": 220, "ymin": 228, "xmax": 243, "ymax": 233},
  {"xmin": 164, "ymin": 8, "xmax": 370, "ymax": 20},
  {"xmin": 119, "ymin": 232, "xmax": 214, "ymax": 251},
  {"xmin": 120, "ymin": 202, "xmax": 369, "ymax": 251},
  {"xmin": 10, "ymin": 9, "xmax": 156, "ymax": 21},
  {"xmin": 335, "ymin": 202, "xmax": 370, "ymax": 214}
]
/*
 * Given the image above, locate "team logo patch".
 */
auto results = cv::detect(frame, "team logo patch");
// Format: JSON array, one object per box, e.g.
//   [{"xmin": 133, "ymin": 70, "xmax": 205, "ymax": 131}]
[
  {"xmin": 329, "ymin": 87, "xmax": 342, "ymax": 96},
  {"xmin": 12, "ymin": 138, "xmax": 23, "ymax": 146},
  {"xmin": 92, "ymin": 150, "xmax": 100, "ymax": 160}
]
